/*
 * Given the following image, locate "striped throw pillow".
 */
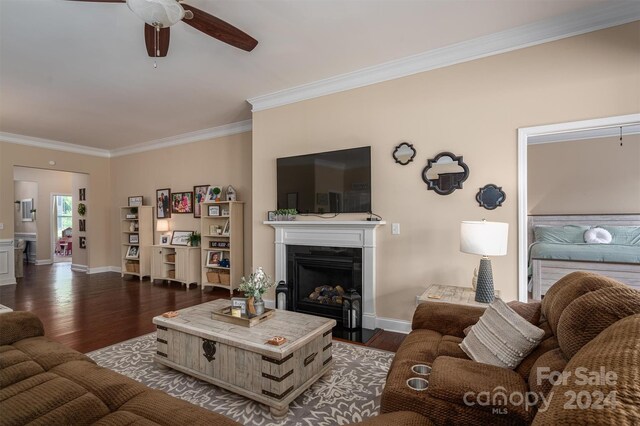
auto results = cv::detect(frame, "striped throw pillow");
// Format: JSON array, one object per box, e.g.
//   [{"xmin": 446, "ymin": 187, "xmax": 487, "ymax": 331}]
[{"xmin": 460, "ymin": 298, "xmax": 545, "ymax": 369}]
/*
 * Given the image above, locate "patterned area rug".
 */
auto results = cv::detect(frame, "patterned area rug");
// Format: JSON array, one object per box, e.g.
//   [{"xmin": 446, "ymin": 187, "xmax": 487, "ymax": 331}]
[{"xmin": 88, "ymin": 333, "xmax": 394, "ymax": 425}]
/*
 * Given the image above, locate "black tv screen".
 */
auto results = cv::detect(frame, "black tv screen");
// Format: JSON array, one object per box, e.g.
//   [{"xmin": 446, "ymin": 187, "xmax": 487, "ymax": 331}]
[{"xmin": 277, "ymin": 146, "xmax": 371, "ymax": 214}]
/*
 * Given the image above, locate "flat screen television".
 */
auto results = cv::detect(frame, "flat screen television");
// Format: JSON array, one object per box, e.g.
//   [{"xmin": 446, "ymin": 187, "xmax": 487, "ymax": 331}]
[{"xmin": 277, "ymin": 146, "xmax": 371, "ymax": 214}]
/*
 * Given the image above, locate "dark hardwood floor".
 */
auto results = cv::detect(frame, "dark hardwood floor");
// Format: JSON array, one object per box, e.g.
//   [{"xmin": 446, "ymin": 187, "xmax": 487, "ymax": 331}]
[{"xmin": 0, "ymin": 262, "xmax": 405, "ymax": 353}]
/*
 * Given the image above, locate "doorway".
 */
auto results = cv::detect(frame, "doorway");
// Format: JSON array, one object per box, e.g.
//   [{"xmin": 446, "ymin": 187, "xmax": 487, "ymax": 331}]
[{"xmin": 52, "ymin": 194, "xmax": 73, "ymax": 263}]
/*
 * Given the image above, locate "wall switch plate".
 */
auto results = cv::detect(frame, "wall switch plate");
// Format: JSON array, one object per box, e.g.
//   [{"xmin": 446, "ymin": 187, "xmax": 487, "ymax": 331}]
[
  {"xmin": 392, "ymin": 223, "xmax": 400, "ymax": 235},
  {"xmin": 0, "ymin": 223, "xmax": 3, "ymax": 230}
]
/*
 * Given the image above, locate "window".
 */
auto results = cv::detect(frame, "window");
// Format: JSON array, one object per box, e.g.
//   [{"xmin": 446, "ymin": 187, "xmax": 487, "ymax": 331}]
[{"xmin": 56, "ymin": 196, "xmax": 73, "ymax": 238}]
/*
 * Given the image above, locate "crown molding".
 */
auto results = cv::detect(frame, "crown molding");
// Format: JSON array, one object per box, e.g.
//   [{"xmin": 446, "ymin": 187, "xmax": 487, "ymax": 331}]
[
  {"xmin": 109, "ymin": 119, "xmax": 252, "ymax": 157},
  {"xmin": 1, "ymin": 119, "xmax": 252, "ymax": 158},
  {"xmin": 0, "ymin": 132, "xmax": 111, "ymax": 157},
  {"xmin": 248, "ymin": 3, "xmax": 640, "ymax": 112}
]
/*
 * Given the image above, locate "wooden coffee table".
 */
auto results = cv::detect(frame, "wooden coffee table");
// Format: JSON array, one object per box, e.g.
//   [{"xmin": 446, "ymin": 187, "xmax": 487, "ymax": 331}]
[{"xmin": 152, "ymin": 300, "xmax": 336, "ymax": 417}]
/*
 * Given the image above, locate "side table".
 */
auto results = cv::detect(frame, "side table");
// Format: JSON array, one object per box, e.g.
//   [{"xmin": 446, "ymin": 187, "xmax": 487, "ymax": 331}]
[{"xmin": 416, "ymin": 284, "xmax": 500, "ymax": 308}]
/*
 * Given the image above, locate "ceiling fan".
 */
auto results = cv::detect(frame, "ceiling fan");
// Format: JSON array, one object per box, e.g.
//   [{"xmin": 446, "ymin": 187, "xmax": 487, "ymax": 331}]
[{"xmin": 70, "ymin": 0, "xmax": 258, "ymax": 57}]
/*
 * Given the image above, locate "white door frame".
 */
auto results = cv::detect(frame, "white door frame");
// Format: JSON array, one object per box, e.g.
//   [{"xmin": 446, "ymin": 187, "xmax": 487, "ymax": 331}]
[
  {"xmin": 517, "ymin": 113, "xmax": 640, "ymax": 301},
  {"xmin": 51, "ymin": 193, "xmax": 72, "ymax": 263}
]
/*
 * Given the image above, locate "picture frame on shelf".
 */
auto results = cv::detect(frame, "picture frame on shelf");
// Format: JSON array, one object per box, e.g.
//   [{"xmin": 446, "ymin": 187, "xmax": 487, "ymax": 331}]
[
  {"xmin": 129, "ymin": 234, "xmax": 139, "ymax": 244},
  {"xmin": 206, "ymin": 251, "xmax": 222, "ymax": 267},
  {"xmin": 267, "ymin": 211, "xmax": 276, "ymax": 221},
  {"xmin": 210, "ymin": 241, "xmax": 230, "ymax": 249},
  {"xmin": 79, "ymin": 236, "xmax": 87, "ymax": 249},
  {"xmin": 193, "ymin": 185, "xmax": 209, "ymax": 218},
  {"xmin": 128, "ymin": 196, "xmax": 143, "ymax": 207},
  {"xmin": 159, "ymin": 234, "xmax": 170, "ymax": 245},
  {"xmin": 171, "ymin": 191, "xmax": 193, "ymax": 214},
  {"xmin": 208, "ymin": 205, "xmax": 220, "ymax": 216},
  {"xmin": 156, "ymin": 188, "xmax": 171, "ymax": 219},
  {"xmin": 125, "ymin": 245, "xmax": 139, "ymax": 259},
  {"xmin": 170, "ymin": 230, "xmax": 193, "ymax": 246},
  {"xmin": 204, "ymin": 185, "xmax": 223, "ymax": 202},
  {"xmin": 221, "ymin": 208, "xmax": 229, "ymax": 216},
  {"xmin": 222, "ymin": 219, "xmax": 230, "ymax": 236},
  {"xmin": 231, "ymin": 297, "xmax": 248, "ymax": 315}
]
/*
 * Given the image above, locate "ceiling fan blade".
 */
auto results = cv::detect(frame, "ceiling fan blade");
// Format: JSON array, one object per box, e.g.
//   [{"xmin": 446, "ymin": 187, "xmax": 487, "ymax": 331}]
[
  {"xmin": 181, "ymin": 4, "xmax": 258, "ymax": 52},
  {"xmin": 144, "ymin": 24, "xmax": 170, "ymax": 57}
]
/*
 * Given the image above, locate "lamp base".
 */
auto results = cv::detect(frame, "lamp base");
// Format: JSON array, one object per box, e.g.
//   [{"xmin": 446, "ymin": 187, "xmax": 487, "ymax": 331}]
[{"xmin": 475, "ymin": 257, "xmax": 495, "ymax": 303}]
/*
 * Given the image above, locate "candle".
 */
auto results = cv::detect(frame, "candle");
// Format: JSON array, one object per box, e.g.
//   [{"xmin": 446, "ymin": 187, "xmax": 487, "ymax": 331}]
[{"xmin": 231, "ymin": 307, "xmax": 242, "ymax": 317}]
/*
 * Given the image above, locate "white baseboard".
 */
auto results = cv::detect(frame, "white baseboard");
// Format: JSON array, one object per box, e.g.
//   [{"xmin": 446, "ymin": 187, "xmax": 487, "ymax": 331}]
[
  {"xmin": 88, "ymin": 266, "xmax": 121, "ymax": 274},
  {"xmin": 71, "ymin": 264, "xmax": 88, "ymax": 272},
  {"xmin": 0, "ymin": 277, "xmax": 17, "ymax": 286},
  {"xmin": 375, "ymin": 316, "xmax": 411, "ymax": 334},
  {"xmin": 35, "ymin": 259, "xmax": 53, "ymax": 266}
]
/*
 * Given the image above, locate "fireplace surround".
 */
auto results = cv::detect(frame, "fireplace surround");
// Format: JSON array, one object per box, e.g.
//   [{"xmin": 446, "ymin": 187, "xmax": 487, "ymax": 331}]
[{"xmin": 266, "ymin": 220, "xmax": 385, "ymax": 330}]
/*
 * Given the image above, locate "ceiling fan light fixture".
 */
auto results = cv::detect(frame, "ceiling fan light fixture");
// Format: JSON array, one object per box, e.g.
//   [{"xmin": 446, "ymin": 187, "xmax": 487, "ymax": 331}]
[{"xmin": 126, "ymin": 0, "xmax": 185, "ymax": 27}]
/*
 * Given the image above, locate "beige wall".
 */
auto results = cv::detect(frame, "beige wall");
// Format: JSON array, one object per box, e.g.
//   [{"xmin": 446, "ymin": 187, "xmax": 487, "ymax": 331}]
[
  {"xmin": 13, "ymin": 167, "xmax": 73, "ymax": 263},
  {"xmin": 0, "ymin": 141, "xmax": 111, "ymax": 269},
  {"xmin": 13, "ymin": 180, "xmax": 38, "ymax": 234},
  {"xmin": 252, "ymin": 22, "xmax": 640, "ymax": 321},
  {"xmin": 529, "ymin": 135, "xmax": 640, "ymax": 215},
  {"xmin": 109, "ymin": 132, "xmax": 252, "ymax": 272}
]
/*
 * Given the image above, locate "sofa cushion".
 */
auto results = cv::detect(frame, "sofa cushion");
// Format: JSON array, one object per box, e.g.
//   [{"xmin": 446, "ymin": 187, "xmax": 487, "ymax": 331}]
[
  {"xmin": 350, "ymin": 411, "xmax": 434, "ymax": 426},
  {"xmin": 556, "ymin": 286, "xmax": 640, "ymax": 359},
  {"xmin": 527, "ymin": 348, "xmax": 567, "ymax": 403},
  {"xmin": 13, "ymin": 336, "xmax": 94, "ymax": 370},
  {"xmin": 391, "ymin": 329, "xmax": 468, "ymax": 370},
  {"xmin": 532, "ymin": 314, "xmax": 640, "ymax": 425},
  {"xmin": 541, "ymin": 271, "xmax": 624, "ymax": 336},
  {"xmin": 0, "ymin": 311, "xmax": 44, "ymax": 346},
  {"xmin": 460, "ymin": 298, "xmax": 545, "ymax": 369},
  {"xmin": 515, "ymin": 335, "xmax": 560, "ymax": 381}
]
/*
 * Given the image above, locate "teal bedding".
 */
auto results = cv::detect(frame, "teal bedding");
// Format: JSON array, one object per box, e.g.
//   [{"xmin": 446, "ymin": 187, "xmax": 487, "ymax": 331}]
[{"xmin": 530, "ymin": 242, "xmax": 640, "ymax": 264}]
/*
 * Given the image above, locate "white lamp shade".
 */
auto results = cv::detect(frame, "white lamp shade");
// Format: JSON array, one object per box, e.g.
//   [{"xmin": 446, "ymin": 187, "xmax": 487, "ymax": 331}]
[
  {"xmin": 460, "ymin": 221, "xmax": 508, "ymax": 256},
  {"xmin": 127, "ymin": 0, "xmax": 185, "ymax": 27},
  {"xmin": 156, "ymin": 219, "xmax": 170, "ymax": 232}
]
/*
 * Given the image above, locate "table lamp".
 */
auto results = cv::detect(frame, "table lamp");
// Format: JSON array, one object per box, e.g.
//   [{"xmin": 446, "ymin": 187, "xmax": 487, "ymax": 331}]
[
  {"xmin": 156, "ymin": 219, "xmax": 170, "ymax": 240},
  {"xmin": 460, "ymin": 220, "xmax": 508, "ymax": 303}
]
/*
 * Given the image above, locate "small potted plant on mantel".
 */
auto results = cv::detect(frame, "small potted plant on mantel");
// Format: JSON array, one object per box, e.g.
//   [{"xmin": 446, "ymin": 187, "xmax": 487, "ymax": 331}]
[
  {"xmin": 239, "ymin": 267, "xmax": 275, "ymax": 316},
  {"xmin": 275, "ymin": 209, "xmax": 298, "ymax": 221}
]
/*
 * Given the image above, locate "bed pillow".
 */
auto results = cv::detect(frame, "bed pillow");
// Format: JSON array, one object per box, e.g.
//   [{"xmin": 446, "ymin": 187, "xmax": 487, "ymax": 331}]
[
  {"xmin": 584, "ymin": 227, "xmax": 612, "ymax": 244},
  {"xmin": 598, "ymin": 226, "xmax": 640, "ymax": 246},
  {"xmin": 534, "ymin": 225, "xmax": 589, "ymax": 244},
  {"xmin": 460, "ymin": 298, "xmax": 545, "ymax": 369}
]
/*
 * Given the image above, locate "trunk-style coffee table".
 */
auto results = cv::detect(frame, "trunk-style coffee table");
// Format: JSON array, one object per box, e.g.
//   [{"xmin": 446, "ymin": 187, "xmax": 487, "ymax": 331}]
[{"xmin": 152, "ymin": 300, "xmax": 336, "ymax": 417}]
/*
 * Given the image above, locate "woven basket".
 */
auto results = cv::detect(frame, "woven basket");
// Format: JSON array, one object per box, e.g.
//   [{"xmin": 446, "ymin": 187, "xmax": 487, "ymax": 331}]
[
  {"xmin": 207, "ymin": 271, "xmax": 220, "ymax": 283},
  {"xmin": 167, "ymin": 269, "xmax": 175, "ymax": 279},
  {"xmin": 219, "ymin": 272, "xmax": 231, "ymax": 285},
  {"xmin": 166, "ymin": 254, "xmax": 176, "ymax": 262},
  {"xmin": 125, "ymin": 261, "xmax": 140, "ymax": 273}
]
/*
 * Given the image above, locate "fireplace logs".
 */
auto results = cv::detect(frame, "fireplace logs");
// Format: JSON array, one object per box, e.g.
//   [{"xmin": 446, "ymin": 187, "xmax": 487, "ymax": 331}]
[{"xmin": 306, "ymin": 285, "xmax": 345, "ymax": 305}]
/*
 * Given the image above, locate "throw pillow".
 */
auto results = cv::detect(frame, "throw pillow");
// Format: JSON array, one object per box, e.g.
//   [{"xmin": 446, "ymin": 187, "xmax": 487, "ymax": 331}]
[
  {"xmin": 460, "ymin": 298, "xmax": 545, "ymax": 369},
  {"xmin": 584, "ymin": 227, "xmax": 612, "ymax": 244},
  {"xmin": 463, "ymin": 300, "xmax": 541, "ymax": 336}
]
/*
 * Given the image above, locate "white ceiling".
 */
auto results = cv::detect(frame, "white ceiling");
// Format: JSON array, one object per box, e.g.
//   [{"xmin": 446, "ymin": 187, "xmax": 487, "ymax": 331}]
[{"xmin": 0, "ymin": 0, "xmax": 629, "ymax": 151}]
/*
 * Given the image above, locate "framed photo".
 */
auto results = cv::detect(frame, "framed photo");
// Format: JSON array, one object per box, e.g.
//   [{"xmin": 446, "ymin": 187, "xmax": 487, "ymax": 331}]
[
  {"xmin": 204, "ymin": 185, "xmax": 223, "ymax": 202},
  {"xmin": 171, "ymin": 230, "xmax": 193, "ymax": 246},
  {"xmin": 221, "ymin": 208, "xmax": 229, "ymax": 216},
  {"xmin": 129, "ymin": 234, "xmax": 139, "ymax": 244},
  {"xmin": 156, "ymin": 188, "xmax": 171, "ymax": 219},
  {"xmin": 171, "ymin": 191, "xmax": 193, "ymax": 214},
  {"xmin": 206, "ymin": 251, "xmax": 222, "ymax": 267},
  {"xmin": 267, "ymin": 211, "xmax": 276, "ymax": 221},
  {"xmin": 128, "ymin": 196, "xmax": 143, "ymax": 207},
  {"xmin": 210, "ymin": 241, "xmax": 230, "ymax": 249},
  {"xmin": 125, "ymin": 245, "xmax": 139, "ymax": 259},
  {"xmin": 208, "ymin": 205, "xmax": 220, "ymax": 216},
  {"xmin": 159, "ymin": 234, "xmax": 170, "ymax": 245},
  {"xmin": 79, "ymin": 236, "xmax": 86, "ymax": 249},
  {"xmin": 79, "ymin": 219, "xmax": 86, "ymax": 232},
  {"xmin": 222, "ymin": 219, "xmax": 230, "ymax": 236},
  {"xmin": 79, "ymin": 188, "xmax": 86, "ymax": 201},
  {"xmin": 231, "ymin": 297, "xmax": 248, "ymax": 315},
  {"xmin": 193, "ymin": 185, "xmax": 209, "ymax": 218}
]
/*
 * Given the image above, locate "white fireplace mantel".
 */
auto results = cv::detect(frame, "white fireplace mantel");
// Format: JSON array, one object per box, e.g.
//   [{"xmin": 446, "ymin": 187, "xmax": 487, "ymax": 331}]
[{"xmin": 265, "ymin": 220, "xmax": 385, "ymax": 329}]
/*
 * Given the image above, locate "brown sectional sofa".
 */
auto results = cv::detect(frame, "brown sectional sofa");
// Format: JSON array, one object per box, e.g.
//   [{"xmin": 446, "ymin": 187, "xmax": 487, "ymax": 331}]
[
  {"xmin": 373, "ymin": 272, "xmax": 640, "ymax": 425},
  {"xmin": 0, "ymin": 311, "xmax": 240, "ymax": 426}
]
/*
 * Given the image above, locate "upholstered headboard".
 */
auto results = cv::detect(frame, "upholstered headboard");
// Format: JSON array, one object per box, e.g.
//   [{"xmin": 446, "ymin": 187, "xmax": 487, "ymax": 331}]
[{"xmin": 527, "ymin": 214, "xmax": 640, "ymax": 245}]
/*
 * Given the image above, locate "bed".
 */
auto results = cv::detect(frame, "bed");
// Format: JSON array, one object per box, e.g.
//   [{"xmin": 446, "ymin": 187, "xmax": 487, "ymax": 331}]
[{"xmin": 528, "ymin": 214, "xmax": 640, "ymax": 299}]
